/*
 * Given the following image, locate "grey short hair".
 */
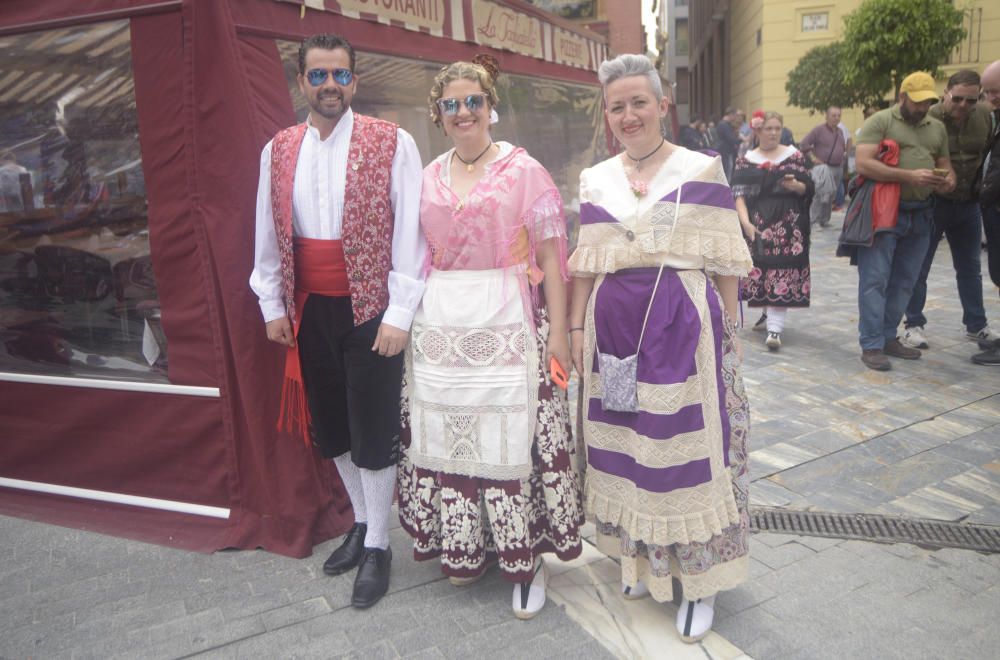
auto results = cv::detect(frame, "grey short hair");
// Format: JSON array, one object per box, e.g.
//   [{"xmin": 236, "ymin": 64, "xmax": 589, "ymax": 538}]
[{"xmin": 597, "ymin": 54, "xmax": 663, "ymax": 101}]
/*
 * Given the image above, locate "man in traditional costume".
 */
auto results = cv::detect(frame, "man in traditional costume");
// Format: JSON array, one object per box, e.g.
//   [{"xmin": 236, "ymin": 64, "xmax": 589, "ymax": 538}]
[
  {"xmin": 569, "ymin": 54, "xmax": 753, "ymax": 643},
  {"xmin": 250, "ymin": 34, "xmax": 426, "ymax": 609}
]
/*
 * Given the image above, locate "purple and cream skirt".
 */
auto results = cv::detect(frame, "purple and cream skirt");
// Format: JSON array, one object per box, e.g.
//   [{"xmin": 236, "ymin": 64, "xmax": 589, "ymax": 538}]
[{"xmin": 582, "ymin": 266, "xmax": 750, "ymax": 600}]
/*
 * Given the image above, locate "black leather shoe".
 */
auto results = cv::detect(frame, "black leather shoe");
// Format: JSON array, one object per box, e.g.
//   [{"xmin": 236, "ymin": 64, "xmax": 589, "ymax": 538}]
[
  {"xmin": 351, "ymin": 547, "xmax": 391, "ymax": 609},
  {"xmin": 322, "ymin": 523, "xmax": 367, "ymax": 576}
]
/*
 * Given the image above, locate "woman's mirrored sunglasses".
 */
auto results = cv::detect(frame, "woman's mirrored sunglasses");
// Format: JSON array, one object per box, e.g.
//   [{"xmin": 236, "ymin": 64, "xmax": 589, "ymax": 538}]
[
  {"xmin": 306, "ymin": 68, "xmax": 354, "ymax": 87},
  {"xmin": 437, "ymin": 94, "xmax": 487, "ymax": 116}
]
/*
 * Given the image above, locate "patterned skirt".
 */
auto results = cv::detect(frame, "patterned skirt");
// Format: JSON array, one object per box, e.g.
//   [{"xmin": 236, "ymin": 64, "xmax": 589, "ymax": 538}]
[
  {"xmin": 583, "ymin": 267, "xmax": 750, "ymax": 601},
  {"xmin": 397, "ymin": 308, "xmax": 584, "ymax": 583}
]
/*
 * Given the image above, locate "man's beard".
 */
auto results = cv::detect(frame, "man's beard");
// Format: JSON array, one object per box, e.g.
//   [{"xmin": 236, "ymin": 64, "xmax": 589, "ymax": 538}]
[
  {"xmin": 899, "ymin": 103, "xmax": 926, "ymax": 124},
  {"xmin": 310, "ymin": 91, "xmax": 348, "ymax": 120}
]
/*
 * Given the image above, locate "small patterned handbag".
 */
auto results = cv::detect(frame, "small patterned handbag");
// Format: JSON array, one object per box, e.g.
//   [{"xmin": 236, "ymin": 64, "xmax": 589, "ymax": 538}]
[{"xmin": 595, "ymin": 262, "xmax": 665, "ymax": 413}]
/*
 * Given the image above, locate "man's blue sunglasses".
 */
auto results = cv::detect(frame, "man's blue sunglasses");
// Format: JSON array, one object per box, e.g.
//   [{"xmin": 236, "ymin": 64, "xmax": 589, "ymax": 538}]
[{"xmin": 305, "ymin": 67, "xmax": 354, "ymax": 87}]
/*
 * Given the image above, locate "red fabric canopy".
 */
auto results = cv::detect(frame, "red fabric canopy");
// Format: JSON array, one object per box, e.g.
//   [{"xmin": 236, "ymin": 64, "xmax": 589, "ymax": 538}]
[{"xmin": 0, "ymin": 0, "xmax": 603, "ymax": 557}]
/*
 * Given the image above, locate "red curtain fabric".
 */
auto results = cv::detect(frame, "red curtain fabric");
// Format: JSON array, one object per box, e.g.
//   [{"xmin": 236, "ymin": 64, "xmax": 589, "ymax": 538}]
[{"xmin": 0, "ymin": 0, "xmax": 352, "ymax": 558}]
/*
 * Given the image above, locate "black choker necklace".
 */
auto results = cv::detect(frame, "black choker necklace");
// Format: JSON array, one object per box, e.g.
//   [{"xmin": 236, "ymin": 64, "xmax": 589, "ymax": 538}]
[
  {"xmin": 455, "ymin": 142, "xmax": 494, "ymax": 173},
  {"xmin": 625, "ymin": 138, "xmax": 665, "ymax": 172}
]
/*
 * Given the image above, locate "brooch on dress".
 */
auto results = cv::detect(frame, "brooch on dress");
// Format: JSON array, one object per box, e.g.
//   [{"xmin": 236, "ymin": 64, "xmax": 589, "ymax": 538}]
[{"xmin": 630, "ymin": 179, "xmax": 648, "ymax": 198}]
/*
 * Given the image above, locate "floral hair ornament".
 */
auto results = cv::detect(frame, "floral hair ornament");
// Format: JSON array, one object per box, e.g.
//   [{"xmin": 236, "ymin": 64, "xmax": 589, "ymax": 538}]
[
  {"xmin": 471, "ymin": 53, "xmax": 501, "ymax": 125},
  {"xmin": 750, "ymin": 110, "xmax": 765, "ymax": 130}
]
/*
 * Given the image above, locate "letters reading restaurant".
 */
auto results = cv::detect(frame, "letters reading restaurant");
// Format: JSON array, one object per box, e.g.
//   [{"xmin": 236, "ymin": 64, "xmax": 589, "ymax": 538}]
[{"xmin": 0, "ymin": 0, "xmax": 608, "ymax": 556}]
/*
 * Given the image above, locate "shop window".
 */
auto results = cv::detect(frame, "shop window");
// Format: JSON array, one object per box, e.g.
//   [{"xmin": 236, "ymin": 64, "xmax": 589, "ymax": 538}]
[
  {"xmin": 675, "ymin": 18, "xmax": 689, "ymax": 56},
  {"xmin": 275, "ymin": 42, "xmax": 607, "ymax": 248},
  {"xmin": 0, "ymin": 20, "xmax": 165, "ymax": 382}
]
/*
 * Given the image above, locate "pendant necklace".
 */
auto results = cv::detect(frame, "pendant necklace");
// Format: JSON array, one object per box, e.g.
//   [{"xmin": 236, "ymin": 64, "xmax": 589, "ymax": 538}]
[
  {"xmin": 625, "ymin": 138, "xmax": 665, "ymax": 172},
  {"xmin": 455, "ymin": 142, "xmax": 494, "ymax": 173}
]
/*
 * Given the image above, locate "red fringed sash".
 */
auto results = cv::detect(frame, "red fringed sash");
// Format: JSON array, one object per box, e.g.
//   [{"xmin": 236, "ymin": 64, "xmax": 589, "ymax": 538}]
[{"xmin": 278, "ymin": 238, "xmax": 350, "ymax": 445}]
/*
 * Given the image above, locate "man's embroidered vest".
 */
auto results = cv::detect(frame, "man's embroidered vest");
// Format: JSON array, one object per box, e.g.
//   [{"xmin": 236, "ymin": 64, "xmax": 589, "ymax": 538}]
[{"xmin": 270, "ymin": 114, "xmax": 398, "ymax": 327}]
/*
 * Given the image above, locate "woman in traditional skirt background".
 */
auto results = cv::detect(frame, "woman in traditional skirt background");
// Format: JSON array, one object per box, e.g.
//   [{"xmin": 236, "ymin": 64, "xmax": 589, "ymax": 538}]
[
  {"xmin": 733, "ymin": 110, "xmax": 813, "ymax": 351},
  {"xmin": 568, "ymin": 54, "xmax": 753, "ymax": 642},
  {"xmin": 397, "ymin": 55, "xmax": 583, "ymax": 619}
]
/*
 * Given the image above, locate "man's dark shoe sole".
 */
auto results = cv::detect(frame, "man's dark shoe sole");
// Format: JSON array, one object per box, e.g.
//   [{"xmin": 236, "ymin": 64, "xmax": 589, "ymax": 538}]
[{"xmin": 972, "ymin": 349, "xmax": 1000, "ymax": 366}]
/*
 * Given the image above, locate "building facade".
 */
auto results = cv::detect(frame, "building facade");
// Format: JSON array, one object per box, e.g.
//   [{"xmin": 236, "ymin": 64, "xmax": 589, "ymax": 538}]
[
  {"xmin": 524, "ymin": 0, "xmax": 644, "ymax": 55},
  {"xmin": 688, "ymin": 0, "xmax": 999, "ymax": 143},
  {"xmin": 660, "ymin": 0, "xmax": 691, "ymax": 124}
]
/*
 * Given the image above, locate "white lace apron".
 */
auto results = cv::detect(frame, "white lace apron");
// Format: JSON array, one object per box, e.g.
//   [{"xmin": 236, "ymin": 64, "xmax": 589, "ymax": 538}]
[{"xmin": 405, "ymin": 266, "xmax": 539, "ymax": 480}]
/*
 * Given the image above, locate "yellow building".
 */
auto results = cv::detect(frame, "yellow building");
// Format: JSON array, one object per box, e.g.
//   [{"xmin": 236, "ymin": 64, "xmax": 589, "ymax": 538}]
[{"xmin": 703, "ymin": 0, "xmax": 999, "ymax": 142}]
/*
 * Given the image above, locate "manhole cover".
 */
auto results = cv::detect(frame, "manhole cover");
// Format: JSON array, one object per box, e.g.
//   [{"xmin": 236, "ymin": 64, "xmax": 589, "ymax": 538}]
[{"xmin": 750, "ymin": 506, "xmax": 1000, "ymax": 553}]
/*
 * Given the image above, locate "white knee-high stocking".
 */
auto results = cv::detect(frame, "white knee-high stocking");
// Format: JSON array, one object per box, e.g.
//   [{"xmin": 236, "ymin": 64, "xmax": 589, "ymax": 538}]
[
  {"xmin": 333, "ymin": 453, "xmax": 367, "ymax": 525},
  {"xmin": 359, "ymin": 465, "xmax": 396, "ymax": 550}
]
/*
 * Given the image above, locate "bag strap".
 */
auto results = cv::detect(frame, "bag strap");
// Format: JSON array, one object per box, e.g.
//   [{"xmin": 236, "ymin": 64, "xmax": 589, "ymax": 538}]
[{"xmin": 595, "ymin": 183, "xmax": 681, "ymax": 355}]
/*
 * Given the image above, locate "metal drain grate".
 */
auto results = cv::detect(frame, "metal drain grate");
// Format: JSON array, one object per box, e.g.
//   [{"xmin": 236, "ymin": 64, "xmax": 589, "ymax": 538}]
[{"xmin": 750, "ymin": 506, "xmax": 1000, "ymax": 553}]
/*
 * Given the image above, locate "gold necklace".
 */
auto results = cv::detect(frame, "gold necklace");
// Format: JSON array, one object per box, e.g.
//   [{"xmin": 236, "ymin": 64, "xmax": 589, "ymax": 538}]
[{"xmin": 455, "ymin": 142, "xmax": 494, "ymax": 173}]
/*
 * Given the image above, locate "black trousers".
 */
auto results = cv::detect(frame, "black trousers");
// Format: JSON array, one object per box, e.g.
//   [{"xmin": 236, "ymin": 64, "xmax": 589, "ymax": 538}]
[{"xmin": 297, "ymin": 294, "xmax": 403, "ymax": 469}]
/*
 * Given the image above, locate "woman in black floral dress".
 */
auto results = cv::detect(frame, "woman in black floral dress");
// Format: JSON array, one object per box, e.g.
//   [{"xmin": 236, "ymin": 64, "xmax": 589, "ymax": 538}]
[{"xmin": 732, "ymin": 111, "xmax": 814, "ymax": 351}]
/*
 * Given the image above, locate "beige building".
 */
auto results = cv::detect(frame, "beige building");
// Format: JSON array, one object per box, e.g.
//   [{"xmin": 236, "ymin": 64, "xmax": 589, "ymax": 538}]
[{"xmin": 691, "ymin": 0, "xmax": 999, "ymax": 142}]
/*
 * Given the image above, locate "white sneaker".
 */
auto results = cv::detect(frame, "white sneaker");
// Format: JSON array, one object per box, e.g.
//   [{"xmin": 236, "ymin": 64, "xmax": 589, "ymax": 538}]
[
  {"xmin": 621, "ymin": 579, "xmax": 650, "ymax": 600},
  {"xmin": 967, "ymin": 325, "xmax": 1000, "ymax": 346},
  {"xmin": 902, "ymin": 326, "xmax": 929, "ymax": 349},
  {"xmin": 512, "ymin": 558, "xmax": 546, "ymax": 619},
  {"xmin": 765, "ymin": 332, "xmax": 781, "ymax": 351},
  {"xmin": 676, "ymin": 595, "xmax": 716, "ymax": 643}
]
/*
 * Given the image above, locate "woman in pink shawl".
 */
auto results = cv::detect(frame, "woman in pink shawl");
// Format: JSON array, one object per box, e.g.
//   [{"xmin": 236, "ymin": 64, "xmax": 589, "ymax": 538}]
[{"xmin": 396, "ymin": 55, "xmax": 583, "ymax": 619}]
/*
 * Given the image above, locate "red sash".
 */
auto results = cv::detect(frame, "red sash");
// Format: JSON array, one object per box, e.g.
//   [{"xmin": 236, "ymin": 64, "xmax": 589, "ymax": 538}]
[{"xmin": 279, "ymin": 238, "xmax": 350, "ymax": 445}]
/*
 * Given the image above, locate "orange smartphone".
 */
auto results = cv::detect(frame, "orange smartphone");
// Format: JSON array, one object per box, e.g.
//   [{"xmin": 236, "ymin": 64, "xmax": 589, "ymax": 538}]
[{"xmin": 549, "ymin": 356, "xmax": 569, "ymax": 390}]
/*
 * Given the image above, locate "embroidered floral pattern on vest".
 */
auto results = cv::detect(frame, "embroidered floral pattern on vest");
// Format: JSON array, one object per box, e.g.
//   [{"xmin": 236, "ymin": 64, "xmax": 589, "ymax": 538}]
[
  {"xmin": 269, "ymin": 115, "xmax": 398, "ymax": 327},
  {"xmin": 344, "ymin": 116, "xmax": 397, "ymax": 325}
]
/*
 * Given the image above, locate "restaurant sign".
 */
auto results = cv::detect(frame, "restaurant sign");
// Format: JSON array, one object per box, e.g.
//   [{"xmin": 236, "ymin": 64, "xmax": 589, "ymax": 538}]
[
  {"xmin": 471, "ymin": 0, "xmax": 543, "ymax": 59},
  {"xmin": 295, "ymin": 0, "xmax": 605, "ymax": 71},
  {"xmin": 553, "ymin": 27, "xmax": 589, "ymax": 69},
  {"xmin": 335, "ymin": 0, "xmax": 447, "ymax": 32}
]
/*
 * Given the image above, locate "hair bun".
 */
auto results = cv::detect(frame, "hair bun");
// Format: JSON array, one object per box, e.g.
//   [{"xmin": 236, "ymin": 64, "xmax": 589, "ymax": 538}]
[{"xmin": 472, "ymin": 53, "xmax": 500, "ymax": 84}]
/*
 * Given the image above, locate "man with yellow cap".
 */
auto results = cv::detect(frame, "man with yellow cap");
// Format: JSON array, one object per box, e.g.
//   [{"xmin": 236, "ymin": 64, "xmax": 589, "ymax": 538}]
[{"xmin": 853, "ymin": 71, "xmax": 956, "ymax": 371}]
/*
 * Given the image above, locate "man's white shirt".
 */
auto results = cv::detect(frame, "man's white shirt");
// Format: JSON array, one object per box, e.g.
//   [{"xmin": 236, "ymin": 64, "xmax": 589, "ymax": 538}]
[{"xmin": 250, "ymin": 109, "xmax": 426, "ymax": 331}]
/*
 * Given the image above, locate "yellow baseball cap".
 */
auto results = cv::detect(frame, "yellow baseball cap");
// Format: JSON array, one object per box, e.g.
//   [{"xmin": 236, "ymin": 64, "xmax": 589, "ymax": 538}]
[{"xmin": 899, "ymin": 72, "xmax": 939, "ymax": 103}]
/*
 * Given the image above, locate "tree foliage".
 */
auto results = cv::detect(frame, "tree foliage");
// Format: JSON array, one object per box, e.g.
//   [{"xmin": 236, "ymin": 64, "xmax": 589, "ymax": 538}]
[
  {"xmin": 785, "ymin": 42, "xmax": 869, "ymax": 114},
  {"xmin": 841, "ymin": 0, "xmax": 966, "ymax": 97},
  {"xmin": 786, "ymin": 0, "xmax": 966, "ymax": 113}
]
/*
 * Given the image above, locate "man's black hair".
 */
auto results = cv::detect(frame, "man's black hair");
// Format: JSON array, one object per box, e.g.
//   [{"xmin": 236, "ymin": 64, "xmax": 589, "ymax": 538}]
[{"xmin": 298, "ymin": 34, "xmax": 356, "ymax": 73}]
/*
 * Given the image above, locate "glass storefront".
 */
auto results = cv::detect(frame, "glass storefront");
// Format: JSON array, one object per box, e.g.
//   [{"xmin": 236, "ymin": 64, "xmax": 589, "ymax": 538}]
[
  {"xmin": 276, "ymin": 42, "xmax": 608, "ymax": 247},
  {"xmin": 0, "ymin": 20, "xmax": 165, "ymax": 382}
]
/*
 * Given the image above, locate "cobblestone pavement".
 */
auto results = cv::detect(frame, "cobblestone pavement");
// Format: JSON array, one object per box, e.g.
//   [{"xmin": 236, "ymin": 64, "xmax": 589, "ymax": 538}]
[
  {"xmin": 716, "ymin": 213, "xmax": 1000, "ymax": 659},
  {"xmin": 2, "ymin": 213, "xmax": 1000, "ymax": 660}
]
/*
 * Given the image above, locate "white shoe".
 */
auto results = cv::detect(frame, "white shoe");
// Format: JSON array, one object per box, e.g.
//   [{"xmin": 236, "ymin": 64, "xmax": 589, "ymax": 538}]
[
  {"xmin": 512, "ymin": 558, "xmax": 546, "ymax": 619},
  {"xmin": 621, "ymin": 579, "xmax": 650, "ymax": 600},
  {"xmin": 967, "ymin": 325, "xmax": 1000, "ymax": 346},
  {"xmin": 765, "ymin": 332, "xmax": 781, "ymax": 351},
  {"xmin": 676, "ymin": 595, "xmax": 715, "ymax": 643},
  {"xmin": 901, "ymin": 326, "xmax": 929, "ymax": 349}
]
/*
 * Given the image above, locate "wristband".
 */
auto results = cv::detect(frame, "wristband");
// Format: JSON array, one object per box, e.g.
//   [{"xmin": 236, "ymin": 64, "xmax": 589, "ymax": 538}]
[{"xmin": 569, "ymin": 327, "xmax": 585, "ymax": 332}]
